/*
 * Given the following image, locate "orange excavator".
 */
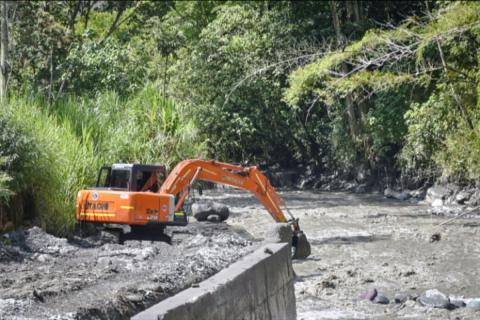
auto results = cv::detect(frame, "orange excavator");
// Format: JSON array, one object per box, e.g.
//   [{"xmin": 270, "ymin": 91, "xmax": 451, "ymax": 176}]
[{"xmin": 76, "ymin": 159, "xmax": 311, "ymax": 258}]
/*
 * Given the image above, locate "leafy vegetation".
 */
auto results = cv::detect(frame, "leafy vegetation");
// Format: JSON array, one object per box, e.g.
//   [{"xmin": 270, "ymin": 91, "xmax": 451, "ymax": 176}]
[{"xmin": 0, "ymin": 0, "xmax": 479, "ymax": 233}]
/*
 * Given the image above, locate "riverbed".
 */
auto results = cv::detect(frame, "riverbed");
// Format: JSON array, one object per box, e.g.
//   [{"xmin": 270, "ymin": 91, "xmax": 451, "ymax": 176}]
[{"xmin": 202, "ymin": 189, "xmax": 480, "ymax": 320}]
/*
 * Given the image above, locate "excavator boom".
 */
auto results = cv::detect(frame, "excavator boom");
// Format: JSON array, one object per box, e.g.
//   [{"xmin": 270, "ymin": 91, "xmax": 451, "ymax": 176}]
[{"xmin": 160, "ymin": 160, "xmax": 291, "ymax": 223}]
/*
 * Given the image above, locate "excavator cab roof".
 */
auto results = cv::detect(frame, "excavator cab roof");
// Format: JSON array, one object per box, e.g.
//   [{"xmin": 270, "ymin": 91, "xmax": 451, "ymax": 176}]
[{"xmin": 96, "ymin": 164, "xmax": 166, "ymax": 192}]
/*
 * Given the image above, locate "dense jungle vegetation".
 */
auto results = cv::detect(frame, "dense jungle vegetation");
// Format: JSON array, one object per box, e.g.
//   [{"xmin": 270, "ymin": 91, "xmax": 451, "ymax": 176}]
[{"xmin": 0, "ymin": 1, "xmax": 479, "ymax": 233}]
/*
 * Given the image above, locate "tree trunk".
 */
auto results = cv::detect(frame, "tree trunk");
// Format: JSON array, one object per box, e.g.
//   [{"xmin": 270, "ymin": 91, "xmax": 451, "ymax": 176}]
[
  {"xmin": 163, "ymin": 54, "xmax": 168, "ymax": 98},
  {"xmin": 346, "ymin": 1, "xmax": 353, "ymax": 20},
  {"xmin": 0, "ymin": 0, "xmax": 8, "ymax": 105},
  {"xmin": 352, "ymin": 0, "xmax": 361, "ymax": 22},
  {"xmin": 330, "ymin": 1, "xmax": 357, "ymax": 138},
  {"xmin": 329, "ymin": 1, "xmax": 344, "ymax": 46}
]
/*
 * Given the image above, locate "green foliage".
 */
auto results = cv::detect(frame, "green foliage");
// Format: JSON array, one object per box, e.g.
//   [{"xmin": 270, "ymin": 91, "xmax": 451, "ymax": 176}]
[
  {"xmin": 102, "ymin": 84, "xmax": 206, "ymax": 167},
  {"xmin": 0, "ymin": 113, "xmax": 36, "ymax": 204},
  {"xmin": 60, "ymin": 38, "xmax": 147, "ymax": 94},
  {"xmin": 401, "ymin": 89, "xmax": 460, "ymax": 168},
  {"xmin": 5, "ymin": 0, "xmax": 480, "ymax": 233},
  {"xmin": 0, "ymin": 157, "xmax": 13, "ymax": 202},
  {"xmin": 438, "ymin": 123, "xmax": 480, "ymax": 180},
  {"xmin": 171, "ymin": 3, "xmax": 301, "ymax": 164},
  {"xmin": 5, "ymin": 95, "xmax": 100, "ymax": 233},
  {"xmin": 284, "ymin": 1, "xmax": 480, "ymax": 180}
]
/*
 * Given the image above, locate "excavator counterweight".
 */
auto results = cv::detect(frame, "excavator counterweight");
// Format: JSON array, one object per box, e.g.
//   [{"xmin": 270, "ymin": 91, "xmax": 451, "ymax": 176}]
[{"xmin": 76, "ymin": 160, "xmax": 311, "ymax": 258}]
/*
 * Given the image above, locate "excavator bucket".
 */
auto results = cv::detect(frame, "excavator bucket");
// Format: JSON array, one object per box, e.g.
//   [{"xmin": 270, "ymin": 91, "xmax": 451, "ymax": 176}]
[{"xmin": 292, "ymin": 230, "xmax": 311, "ymax": 259}]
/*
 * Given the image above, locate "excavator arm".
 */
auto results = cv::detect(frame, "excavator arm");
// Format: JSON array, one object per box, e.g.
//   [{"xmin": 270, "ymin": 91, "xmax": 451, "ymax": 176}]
[
  {"xmin": 159, "ymin": 159, "xmax": 311, "ymax": 259},
  {"xmin": 159, "ymin": 159, "xmax": 292, "ymax": 223}
]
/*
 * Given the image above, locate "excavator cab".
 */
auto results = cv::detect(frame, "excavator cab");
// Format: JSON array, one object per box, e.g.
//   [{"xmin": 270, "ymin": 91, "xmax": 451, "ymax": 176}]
[{"xmin": 94, "ymin": 164, "xmax": 167, "ymax": 192}]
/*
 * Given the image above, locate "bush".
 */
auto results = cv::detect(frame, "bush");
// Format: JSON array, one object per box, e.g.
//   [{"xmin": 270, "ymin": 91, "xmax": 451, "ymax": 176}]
[
  {"xmin": 0, "ymin": 112, "xmax": 36, "ymax": 226},
  {"xmin": 5, "ymin": 95, "xmax": 100, "ymax": 234},
  {"xmin": 1, "ymin": 85, "xmax": 204, "ymax": 235},
  {"xmin": 106, "ymin": 84, "xmax": 206, "ymax": 167},
  {"xmin": 0, "ymin": 157, "xmax": 12, "ymax": 202}
]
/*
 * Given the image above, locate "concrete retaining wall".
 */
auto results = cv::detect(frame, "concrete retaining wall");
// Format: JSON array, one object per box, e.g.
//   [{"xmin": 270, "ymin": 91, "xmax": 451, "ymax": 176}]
[{"xmin": 132, "ymin": 243, "xmax": 296, "ymax": 320}]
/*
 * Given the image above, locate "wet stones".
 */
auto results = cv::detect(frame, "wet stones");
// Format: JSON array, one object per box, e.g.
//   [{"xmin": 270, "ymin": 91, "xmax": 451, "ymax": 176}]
[
  {"xmin": 418, "ymin": 289, "xmax": 450, "ymax": 309},
  {"xmin": 359, "ymin": 288, "xmax": 377, "ymax": 301},
  {"xmin": 384, "ymin": 188, "xmax": 410, "ymax": 201},
  {"xmin": 373, "ymin": 295, "xmax": 389, "ymax": 305},
  {"xmin": 192, "ymin": 201, "xmax": 230, "ymax": 222},
  {"xmin": 394, "ymin": 292, "xmax": 413, "ymax": 304},
  {"xmin": 359, "ymin": 288, "xmax": 390, "ymax": 305},
  {"xmin": 426, "ymin": 186, "xmax": 452, "ymax": 204},
  {"xmin": 450, "ymin": 300, "xmax": 466, "ymax": 308}
]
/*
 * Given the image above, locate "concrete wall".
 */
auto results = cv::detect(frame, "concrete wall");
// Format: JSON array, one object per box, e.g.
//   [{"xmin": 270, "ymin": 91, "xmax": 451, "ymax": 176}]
[{"xmin": 132, "ymin": 243, "xmax": 296, "ymax": 320}]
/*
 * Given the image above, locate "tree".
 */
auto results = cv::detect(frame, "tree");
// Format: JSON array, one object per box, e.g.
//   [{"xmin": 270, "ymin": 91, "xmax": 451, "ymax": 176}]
[{"xmin": 0, "ymin": 0, "xmax": 8, "ymax": 104}]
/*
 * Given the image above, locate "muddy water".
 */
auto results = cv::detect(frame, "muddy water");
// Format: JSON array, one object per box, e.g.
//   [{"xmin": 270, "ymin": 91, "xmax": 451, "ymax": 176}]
[{"xmin": 201, "ymin": 189, "xmax": 480, "ymax": 320}]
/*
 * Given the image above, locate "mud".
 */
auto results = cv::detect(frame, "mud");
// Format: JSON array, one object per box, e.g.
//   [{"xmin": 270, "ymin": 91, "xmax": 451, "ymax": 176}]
[
  {"xmin": 0, "ymin": 223, "xmax": 254, "ymax": 319},
  {"xmin": 201, "ymin": 189, "xmax": 480, "ymax": 320}
]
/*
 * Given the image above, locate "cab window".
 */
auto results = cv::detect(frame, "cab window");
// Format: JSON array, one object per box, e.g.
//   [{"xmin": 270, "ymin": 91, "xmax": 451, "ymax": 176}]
[{"xmin": 110, "ymin": 169, "xmax": 130, "ymax": 189}]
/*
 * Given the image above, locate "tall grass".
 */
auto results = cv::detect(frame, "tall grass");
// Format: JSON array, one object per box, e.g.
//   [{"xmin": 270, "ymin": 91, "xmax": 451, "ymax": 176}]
[
  {"xmin": 1, "ymin": 84, "xmax": 205, "ymax": 235},
  {"xmin": 0, "ymin": 157, "xmax": 12, "ymax": 201}
]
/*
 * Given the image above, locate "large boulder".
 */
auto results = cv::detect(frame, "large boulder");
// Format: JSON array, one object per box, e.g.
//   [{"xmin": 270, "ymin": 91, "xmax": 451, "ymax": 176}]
[
  {"xmin": 192, "ymin": 201, "xmax": 230, "ymax": 222},
  {"xmin": 384, "ymin": 188, "xmax": 411, "ymax": 201},
  {"xmin": 426, "ymin": 185, "xmax": 457, "ymax": 205},
  {"xmin": 418, "ymin": 289, "xmax": 451, "ymax": 309}
]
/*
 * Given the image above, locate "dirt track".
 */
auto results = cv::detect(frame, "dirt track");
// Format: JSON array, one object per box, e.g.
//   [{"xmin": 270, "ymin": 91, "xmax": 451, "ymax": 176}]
[
  {"xmin": 0, "ymin": 223, "xmax": 254, "ymax": 319},
  {"xmin": 201, "ymin": 189, "xmax": 480, "ymax": 320}
]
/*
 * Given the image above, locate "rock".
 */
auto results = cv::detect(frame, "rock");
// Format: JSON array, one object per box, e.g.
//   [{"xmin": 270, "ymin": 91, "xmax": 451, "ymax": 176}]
[
  {"xmin": 408, "ymin": 189, "xmax": 426, "ymax": 199},
  {"xmin": 264, "ymin": 223, "xmax": 293, "ymax": 244},
  {"xmin": 405, "ymin": 300, "xmax": 417, "ymax": 308},
  {"xmin": 125, "ymin": 293, "xmax": 143, "ymax": 303},
  {"xmin": 192, "ymin": 201, "xmax": 229, "ymax": 222},
  {"xmin": 360, "ymin": 288, "xmax": 378, "ymax": 301},
  {"xmin": 206, "ymin": 214, "xmax": 221, "ymax": 223},
  {"xmin": 32, "ymin": 289, "xmax": 44, "ymax": 302},
  {"xmin": 297, "ymin": 176, "xmax": 316, "ymax": 189},
  {"xmin": 455, "ymin": 191, "xmax": 471, "ymax": 204},
  {"xmin": 355, "ymin": 184, "xmax": 367, "ymax": 193},
  {"xmin": 344, "ymin": 182, "xmax": 358, "ymax": 192},
  {"xmin": 426, "ymin": 186, "xmax": 454, "ymax": 204},
  {"xmin": 373, "ymin": 294, "xmax": 390, "ymax": 304},
  {"xmin": 384, "ymin": 188, "xmax": 411, "ymax": 201},
  {"xmin": 429, "ymin": 233, "xmax": 441, "ymax": 242},
  {"xmin": 394, "ymin": 292, "xmax": 412, "ymax": 304},
  {"xmin": 418, "ymin": 289, "xmax": 450, "ymax": 309},
  {"xmin": 466, "ymin": 190, "xmax": 480, "ymax": 206},
  {"xmin": 466, "ymin": 299, "xmax": 480, "ymax": 311},
  {"xmin": 450, "ymin": 300, "xmax": 466, "ymax": 308},
  {"xmin": 431, "ymin": 199, "xmax": 444, "ymax": 207}
]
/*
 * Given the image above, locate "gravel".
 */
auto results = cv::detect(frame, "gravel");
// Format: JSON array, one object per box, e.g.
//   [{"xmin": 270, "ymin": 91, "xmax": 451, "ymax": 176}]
[{"xmin": 0, "ymin": 223, "xmax": 255, "ymax": 319}]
